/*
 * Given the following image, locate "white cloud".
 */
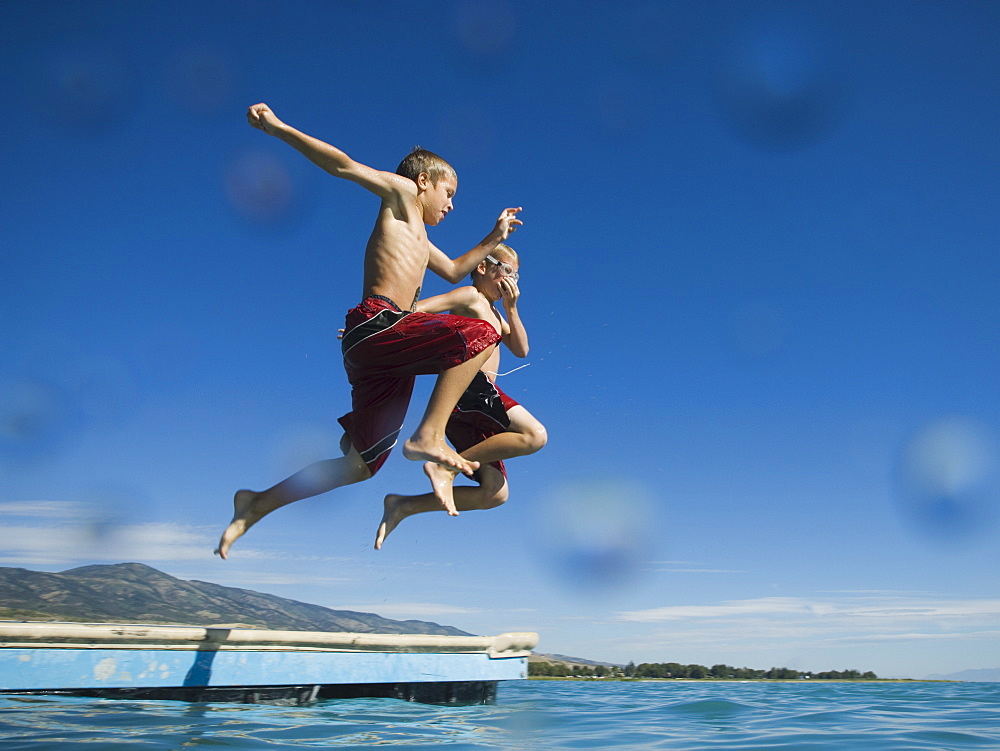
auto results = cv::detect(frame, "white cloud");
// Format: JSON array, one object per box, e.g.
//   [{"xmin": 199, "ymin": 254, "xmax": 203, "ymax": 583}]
[
  {"xmin": 646, "ymin": 560, "xmax": 696, "ymax": 566},
  {"xmin": 618, "ymin": 597, "xmax": 810, "ymax": 622},
  {"xmin": 641, "ymin": 560, "xmax": 744, "ymax": 574},
  {"xmin": 647, "ymin": 567, "xmax": 745, "ymax": 574},
  {"xmin": 608, "ymin": 594, "xmax": 1000, "ymax": 663},
  {"xmin": 0, "ymin": 521, "xmax": 214, "ymax": 564},
  {"xmin": 827, "ymin": 629, "xmax": 1000, "ymax": 645},
  {"xmin": 617, "ymin": 595, "xmax": 1000, "ymax": 624},
  {"xmin": 0, "ymin": 501, "xmax": 90, "ymax": 519},
  {"xmin": 598, "ymin": 623, "xmax": 1000, "ymax": 669},
  {"xmin": 0, "ymin": 500, "xmax": 370, "ymax": 568}
]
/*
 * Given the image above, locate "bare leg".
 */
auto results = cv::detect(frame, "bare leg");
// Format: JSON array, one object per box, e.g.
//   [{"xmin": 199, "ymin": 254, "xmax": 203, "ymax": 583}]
[
  {"xmin": 458, "ymin": 405, "xmax": 547, "ymax": 467},
  {"xmin": 403, "ymin": 346, "xmax": 495, "ymax": 474},
  {"xmin": 376, "ymin": 466, "xmax": 507, "ymax": 549},
  {"xmin": 215, "ymin": 442, "xmax": 370, "ymax": 559},
  {"xmin": 406, "ymin": 405, "xmax": 546, "ymax": 521}
]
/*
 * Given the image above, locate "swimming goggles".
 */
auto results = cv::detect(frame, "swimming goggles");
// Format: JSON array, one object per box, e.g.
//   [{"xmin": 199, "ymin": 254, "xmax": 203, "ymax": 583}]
[{"xmin": 486, "ymin": 255, "xmax": 519, "ymax": 281}]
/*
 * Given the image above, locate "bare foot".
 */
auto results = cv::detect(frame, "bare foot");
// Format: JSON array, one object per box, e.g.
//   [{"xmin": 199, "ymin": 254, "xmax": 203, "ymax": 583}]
[
  {"xmin": 403, "ymin": 434, "xmax": 479, "ymax": 476},
  {"xmin": 215, "ymin": 489, "xmax": 265, "ymax": 560},
  {"xmin": 375, "ymin": 494, "xmax": 407, "ymax": 550},
  {"xmin": 423, "ymin": 461, "xmax": 460, "ymax": 516}
]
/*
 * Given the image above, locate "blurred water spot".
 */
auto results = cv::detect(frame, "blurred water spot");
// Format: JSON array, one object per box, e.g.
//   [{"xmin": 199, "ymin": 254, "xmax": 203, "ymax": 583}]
[
  {"xmin": 225, "ymin": 149, "xmax": 295, "ymax": 224},
  {"xmin": 77, "ymin": 493, "xmax": 134, "ymax": 548},
  {"xmin": 0, "ymin": 494, "xmax": 135, "ymax": 564},
  {"xmin": 454, "ymin": 0, "xmax": 517, "ymax": 59},
  {"xmin": 894, "ymin": 417, "xmax": 1000, "ymax": 542},
  {"xmin": 164, "ymin": 46, "xmax": 237, "ymax": 116},
  {"xmin": 26, "ymin": 41, "xmax": 138, "ymax": 136},
  {"xmin": 716, "ymin": 13, "xmax": 846, "ymax": 150},
  {"xmin": 68, "ymin": 486, "xmax": 155, "ymax": 559},
  {"xmin": 0, "ymin": 379, "xmax": 79, "ymax": 463},
  {"xmin": 536, "ymin": 479, "xmax": 658, "ymax": 593},
  {"xmin": 729, "ymin": 302, "xmax": 788, "ymax": 357},
  {"xmin": 438, "ymin": 104, "xmax": 496, "ymax": 166}
]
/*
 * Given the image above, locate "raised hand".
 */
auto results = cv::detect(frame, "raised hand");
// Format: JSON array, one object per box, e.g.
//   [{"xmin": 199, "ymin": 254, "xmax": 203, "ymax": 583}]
[
  {"xmin": 494, "ymin": 207, "xmax": 523, "ymax": 240},
  {"xmin": 500, "ymin": 276, "xmax": 520, "ymax": 309},
  {"xmin": 246, "ymin": 103, "xmax": 284, "ymax": 136}
]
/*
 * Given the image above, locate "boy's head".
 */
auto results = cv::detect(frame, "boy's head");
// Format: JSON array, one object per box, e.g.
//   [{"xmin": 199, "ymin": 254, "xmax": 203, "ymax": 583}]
[
  {"xmin": 396, "ymin": 147, "xmax": 456, "ymax": 185},
  {"xmin": 473, "ymin": 243, "xmax": 520, "ymax": 301},
  {"xmin": 397, "ymin": 147, "xmax": 458, "ymax": 225}
]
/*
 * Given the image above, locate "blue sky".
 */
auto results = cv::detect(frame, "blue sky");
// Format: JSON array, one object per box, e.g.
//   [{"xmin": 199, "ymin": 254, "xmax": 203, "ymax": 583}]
[{"xmin": 2, "ymin": 0, "xmax": 998, "ymax": 679}]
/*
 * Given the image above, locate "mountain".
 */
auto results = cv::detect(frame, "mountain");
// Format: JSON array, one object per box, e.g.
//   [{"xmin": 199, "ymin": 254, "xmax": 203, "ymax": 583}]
[
  {"xmin": 0, "ymin": 562, "xmax": 471, "ymax": 636},
  {"xmin": 926, "ymin": 668, "xmax": 1000, "ymax": 682},
  {"xmin": 533, "ymin": 653, "xmax": 622, "ymax": 668}
]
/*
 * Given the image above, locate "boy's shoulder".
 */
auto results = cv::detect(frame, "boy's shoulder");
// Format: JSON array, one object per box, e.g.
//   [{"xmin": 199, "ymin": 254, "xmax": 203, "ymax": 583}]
[
  {"xmin": 446, "ymin": 285, "xmax": 494, "ymax": 317},
  {"xmin": 449, "ymin": 285, "xmax": 485, "ymax": 305},
  {"xmin": 418, "ymin": 284, "xmax": 484, "ymax": 316}
]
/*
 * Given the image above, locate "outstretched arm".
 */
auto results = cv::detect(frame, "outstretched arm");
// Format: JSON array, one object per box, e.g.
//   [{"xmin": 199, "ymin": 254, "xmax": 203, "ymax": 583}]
[
  {"xmin": 416, "ymin": 286, "xmax": 480, "ymax": 315},
  {"xmin": 427, "ymin": 207, "xmax": 523, "ymax": 283},
  {"xmin": 499, "ymin": 277, "xmax": 529, "ymax": 357},
  {"xmin": 246, "ymin": 103, "xmax": 412, "ymax": 201}
]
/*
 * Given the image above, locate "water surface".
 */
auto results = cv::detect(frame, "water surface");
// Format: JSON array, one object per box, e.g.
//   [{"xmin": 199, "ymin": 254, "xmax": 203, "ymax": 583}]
[{"xmin": 2, "ymin": 680, "xmax": 998, "ymax": 749}]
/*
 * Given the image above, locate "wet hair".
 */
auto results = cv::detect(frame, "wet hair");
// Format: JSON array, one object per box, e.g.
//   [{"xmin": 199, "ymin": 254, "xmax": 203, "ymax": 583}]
[
  {"xmin": 472, "ymin": 243, "xmax": 518, "ymax": 281},
  {"xmin": 395, "ymin": 147, "xmax": 456, "ymax": 186}
]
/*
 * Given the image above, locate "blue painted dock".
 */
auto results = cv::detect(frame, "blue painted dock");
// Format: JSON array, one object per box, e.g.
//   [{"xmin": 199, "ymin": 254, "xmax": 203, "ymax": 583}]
[{"xmin": 0, "ymin": 622, "xmax": 537, "ymax": 705}]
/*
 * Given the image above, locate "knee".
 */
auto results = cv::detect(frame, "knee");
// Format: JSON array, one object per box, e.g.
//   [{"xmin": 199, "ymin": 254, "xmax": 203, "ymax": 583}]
[
  {"xmin": 494, "ymin": 478, "xmax": 509, "ymax": 503},
  {"xmin": 479, "ymin": 470, "xmax": 508, "ymax": 506},
  {"xmin": 347, "ymin": 453, "xmax": 372, "ymax": 484},
  {"xmin": 488, "ymin": 482, "xmax": 509, "ymax": 508}
]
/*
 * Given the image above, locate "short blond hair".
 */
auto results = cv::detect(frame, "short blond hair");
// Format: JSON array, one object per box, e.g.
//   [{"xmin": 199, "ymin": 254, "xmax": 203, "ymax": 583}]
[
  {"xmin": 492, "ymin": 243, "xmax": 518, "ymax": 263},
  {"xmin": 395, "ymin": 147, "xmax": 456, "ymax": 186}
]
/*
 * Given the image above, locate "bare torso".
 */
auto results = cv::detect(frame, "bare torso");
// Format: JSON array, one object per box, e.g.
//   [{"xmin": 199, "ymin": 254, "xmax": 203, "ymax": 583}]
[{"xmin": 363, "ymin": 201, "xmax": 432, "ymax": 311}]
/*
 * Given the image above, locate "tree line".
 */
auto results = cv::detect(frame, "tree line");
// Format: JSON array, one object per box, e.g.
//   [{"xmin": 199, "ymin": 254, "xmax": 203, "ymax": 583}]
[{"xmin": 530, "ymin": 660, "xmax": 878, "ymax": 680}]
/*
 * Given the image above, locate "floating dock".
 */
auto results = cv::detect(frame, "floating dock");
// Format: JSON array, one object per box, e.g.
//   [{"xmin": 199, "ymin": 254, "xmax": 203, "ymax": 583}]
[{"xmin": 0, "ymin": 622, "xmax": 537, "ymax": 705}]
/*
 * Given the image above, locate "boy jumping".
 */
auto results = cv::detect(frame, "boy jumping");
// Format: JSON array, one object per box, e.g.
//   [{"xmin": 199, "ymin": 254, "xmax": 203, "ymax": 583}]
[
  {"xmin": 375, "ymin": 243, "xmax": 547, "ymax": 549},
  {"xmin": 215, "ymin": 103, "xmax": 521, "ymax": 559}
]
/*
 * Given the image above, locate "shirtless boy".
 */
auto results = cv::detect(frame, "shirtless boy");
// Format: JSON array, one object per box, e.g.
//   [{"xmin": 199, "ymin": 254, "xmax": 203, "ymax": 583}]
[
  {"xmin": 215, "ymin": 103, "xmax": 522, "ymax": 559},
  {"xmin": 375, "ymin": 243, "xmax": 547, "ymax": 549}
]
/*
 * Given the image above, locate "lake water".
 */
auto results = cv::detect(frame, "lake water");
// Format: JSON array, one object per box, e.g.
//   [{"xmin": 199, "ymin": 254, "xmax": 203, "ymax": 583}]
[{"xmin": 1, "ymin": 680, "xmax": 998, "ymax": 749}]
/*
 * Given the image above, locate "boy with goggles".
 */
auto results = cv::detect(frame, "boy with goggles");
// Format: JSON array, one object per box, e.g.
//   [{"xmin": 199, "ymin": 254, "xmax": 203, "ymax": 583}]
[{"xmin": 376, "ymin": 243, "xmax": 547, "ymax": 549}]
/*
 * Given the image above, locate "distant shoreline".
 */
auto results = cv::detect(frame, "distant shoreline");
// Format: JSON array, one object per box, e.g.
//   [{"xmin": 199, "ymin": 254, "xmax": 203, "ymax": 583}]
[{"xmin": 527, "ymin": 677, "xmax": 958, "ymax": 683}]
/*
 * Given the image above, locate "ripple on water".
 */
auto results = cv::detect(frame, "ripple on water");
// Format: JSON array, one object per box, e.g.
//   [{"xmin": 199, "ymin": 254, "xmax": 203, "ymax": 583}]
[{"xmin": 1, "ymin": 681, "xmax": 999, "ymax": 749}]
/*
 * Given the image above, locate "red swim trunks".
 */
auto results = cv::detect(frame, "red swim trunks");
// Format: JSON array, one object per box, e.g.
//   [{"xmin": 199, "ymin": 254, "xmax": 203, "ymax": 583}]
[
  {"xmin": 338, "ymin": 296, "xmax": 500, "ymax": 475},
  {"xmin": 446, "ymin": 371, "xmax": 520, "ymax": 479}
]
